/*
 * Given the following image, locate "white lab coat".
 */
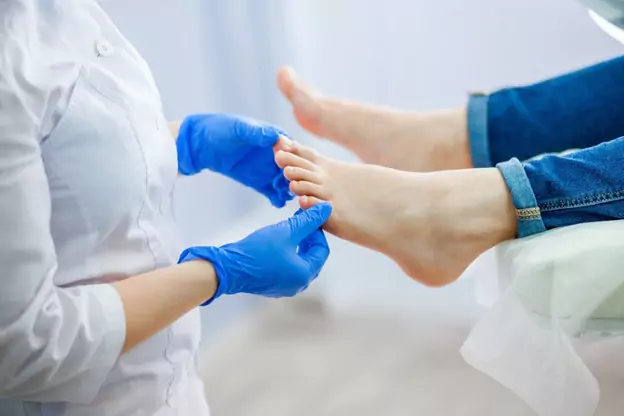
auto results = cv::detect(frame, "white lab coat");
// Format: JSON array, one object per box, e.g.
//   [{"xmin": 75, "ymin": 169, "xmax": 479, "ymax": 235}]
[{"xmin": 0, "ymin": 1, "xmax": 209, "ymax": 414}]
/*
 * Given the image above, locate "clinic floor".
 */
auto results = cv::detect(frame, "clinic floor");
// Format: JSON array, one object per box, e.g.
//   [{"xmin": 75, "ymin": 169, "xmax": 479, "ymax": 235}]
[{"xmin": 199, "ymin": 296, "xmax": 624, "ymax": 416}]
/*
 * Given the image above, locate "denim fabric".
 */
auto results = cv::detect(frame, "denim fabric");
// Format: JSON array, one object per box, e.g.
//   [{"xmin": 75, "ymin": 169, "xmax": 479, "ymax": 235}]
[
  {"xmin": 524, "ymin": 138, "xmax": 624, "ymax": 231},
  {"xmin": 487, "ymin": 56, "xmax": 624, "ymax": 164},
  {"xmin": 492, "ymin": 140, "xmax": 624, "ymax": 237},
  {"xmin": 467, "ymin": 57, "xmax": 624, "ymax": 236},
  {"xmin": 467, "ymin": 93, "xmax": 492, "ymax": 168},
  {"xmin": 496, "ymin": 158, "xmax": 547, "ymax": 237}
]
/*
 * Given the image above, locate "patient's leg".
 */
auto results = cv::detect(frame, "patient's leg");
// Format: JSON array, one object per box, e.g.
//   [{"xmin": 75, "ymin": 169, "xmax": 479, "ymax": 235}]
[{"xmin": 275, "ymin": 141, "xmax": 516, "ymax": 287}]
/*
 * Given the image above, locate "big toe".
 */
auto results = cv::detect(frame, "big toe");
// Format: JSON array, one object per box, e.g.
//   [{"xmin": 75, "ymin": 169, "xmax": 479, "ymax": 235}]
[
  {"xmin": 277, "ymin": 67, "xmax": 297, "ymax": 100},
  {"xmin": 277, "ymin": 67, "xmax": 324, "ymax": 132}
]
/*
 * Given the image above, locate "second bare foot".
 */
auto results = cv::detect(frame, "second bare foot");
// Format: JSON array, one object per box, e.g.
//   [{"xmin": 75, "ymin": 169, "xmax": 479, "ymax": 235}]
[{"xmin": 277, "ymin": 67, "xmax": 472, "ymax": 172}]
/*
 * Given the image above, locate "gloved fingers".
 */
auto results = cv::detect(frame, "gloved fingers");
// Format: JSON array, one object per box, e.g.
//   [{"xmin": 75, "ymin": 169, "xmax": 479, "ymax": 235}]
[
  {"xmin": 178, "ymin": 245, "xmax": 232, "ymax": 304},
  {"xmin": 288, "ymin": 202, "xmax": 333, "ymax": 244},
  {"xmin": 298, "ymin": 228, "xmax": 330, "ymax": 275},
  {"xmin": 264, "ymin": 286, "xmax": 305, "ymax": 298},
  {"xmin": 298, "ymin": 227, "xmax": 328, "ymax": 256},
  {"xmin": 175, "ymin": 121, "xmax": 200, "ymax": 176},
  {"xmin": 267, "ymin": 192, "xmax": 287, "ymax": 208},
  {"xmin": 295, "ymin": 282, "xmax": 311, "ymax": 296},
  {"xmin": 234, "ymin": 118, "xmax": 283, "ymax": 147},
  {"xmin": 269, "ymin": 175, "xmax": 294, "ymax": 208},
  {"xmin": 274, "ymin": 127, "xmax": 290, "ymax": 139}
]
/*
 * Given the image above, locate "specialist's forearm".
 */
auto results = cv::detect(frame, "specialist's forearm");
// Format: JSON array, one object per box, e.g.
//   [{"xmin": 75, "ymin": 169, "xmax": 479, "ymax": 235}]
[{"xmin": 112, "ymin": 260, "xmax": 217, "ymax": 353}]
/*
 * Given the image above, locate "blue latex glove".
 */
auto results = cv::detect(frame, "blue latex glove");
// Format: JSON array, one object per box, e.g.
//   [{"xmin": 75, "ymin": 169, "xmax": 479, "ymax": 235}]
[
  {"xmin": 176, "ymin": 114, "xmax": 294, "ymax": 208},
  {"xmin": 179, "ymin": 203, "xmax": 332, "ymax": 304}
]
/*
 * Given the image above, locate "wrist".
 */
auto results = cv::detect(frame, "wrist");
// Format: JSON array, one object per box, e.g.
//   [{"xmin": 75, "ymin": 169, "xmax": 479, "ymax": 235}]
[
  {"xmin": 178, "ymin": 246, "xmax": 230, "ymax": 305},
  {"xmin": 181, "ymin": 259, "xmax": 219, "ymax": 297},
  {"xmin": 168, "ymin": 120, "xmax": 182, "ymax": 142}
]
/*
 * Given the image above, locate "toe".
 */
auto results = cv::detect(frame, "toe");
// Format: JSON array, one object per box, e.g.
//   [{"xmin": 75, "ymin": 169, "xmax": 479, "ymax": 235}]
[
  {"xmin": 290, "ymin": 181, "xmax": 330, "ymax": 200},
  {"xmin": 277, "ymin": 67, "xmax": 326, "ymax": 134},
  {"xmin": 275, "ymin": 150, "xmax": 318, "ymax": 171},
  {"xmin": 299, "ymin": 195, "xmax": 325, "ymax": 210},
  {"xmin": 284, "ymin": 166, "xmax": 323, "ymax": 184},
  {"xmin": 273, "ymin": 135, "xmax": 295, "ymax": 153},
  {"xmin": 290, "ymin": 142, "xmax": 320, "ymax": 162}
]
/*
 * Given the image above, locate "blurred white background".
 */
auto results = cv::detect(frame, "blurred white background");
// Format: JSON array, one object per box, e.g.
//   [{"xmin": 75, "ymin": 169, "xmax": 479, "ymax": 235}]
[{"xmin": 101, "ymin": 1, "xmax": 622, "ymax": 414}]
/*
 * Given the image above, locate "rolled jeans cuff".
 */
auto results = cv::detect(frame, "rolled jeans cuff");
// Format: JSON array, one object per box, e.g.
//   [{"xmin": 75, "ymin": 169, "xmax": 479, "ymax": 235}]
[
  {"xmin": 467, "ymin": 93, "xmax": 493, "ymax": 168},
  {"xmin": 496, "ymin": 157, "xmax": 547, "ymax": 238}
]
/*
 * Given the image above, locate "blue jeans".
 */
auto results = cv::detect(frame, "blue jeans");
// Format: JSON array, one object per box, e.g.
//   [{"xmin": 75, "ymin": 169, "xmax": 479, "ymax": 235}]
[{"xmin": 468, "ymin": 56, "xmax": 624, "ymax": 237}]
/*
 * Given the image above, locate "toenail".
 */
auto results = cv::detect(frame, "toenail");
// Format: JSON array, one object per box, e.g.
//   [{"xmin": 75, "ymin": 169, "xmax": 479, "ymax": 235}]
[
  {"xmin": 284, "ymin": 67, "xmax": 297, "ymax": 80},
  {"xmin": 280, "ymin": 135, "xmax": 294, "ymax": 147}
]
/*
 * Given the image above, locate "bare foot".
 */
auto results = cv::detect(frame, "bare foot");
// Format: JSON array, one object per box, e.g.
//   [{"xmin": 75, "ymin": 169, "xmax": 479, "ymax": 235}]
[
  {"xmin": 275, "ymin": 143, "xmax": 516, "ymax": 286},
  {"xmin": 277, "ymin": 67, "xmax": 472, "ymax": 172}
]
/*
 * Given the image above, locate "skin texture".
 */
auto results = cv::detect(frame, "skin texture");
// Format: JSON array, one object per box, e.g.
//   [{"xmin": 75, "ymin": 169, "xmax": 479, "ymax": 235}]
[
  {"xmin": 276, "ymin": 67, "xmax": 473, "ymax": 172},
  {"xmin": 113, "ymin": 260, "xmax": 217, "ymax": 353},
  {"xmin": 275, "ymin": 141, "xmax": 517, "ymax": 287},
  {"xmin": 169, "ymin": 120, "xmax": 182, "ymax": 141}
]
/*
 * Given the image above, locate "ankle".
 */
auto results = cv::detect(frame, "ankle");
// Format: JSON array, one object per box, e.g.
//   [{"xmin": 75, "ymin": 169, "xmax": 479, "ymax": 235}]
[
  {"xmin": 420, "ymin": 108, "xmax": 473, "ymax": 171},
  {"xmin": 432, "ymin": 168, "xmax": 517, "ymax": 248}
]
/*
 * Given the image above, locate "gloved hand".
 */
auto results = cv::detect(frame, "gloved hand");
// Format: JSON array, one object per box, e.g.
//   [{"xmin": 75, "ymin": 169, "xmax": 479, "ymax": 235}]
[
  {"xmin": 179, "ymin": 203, "xmax": 332, "ymax": 304},
  {"xmin": 176, "ymin": 114, "xmax": 294, "ymax": 208}
]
